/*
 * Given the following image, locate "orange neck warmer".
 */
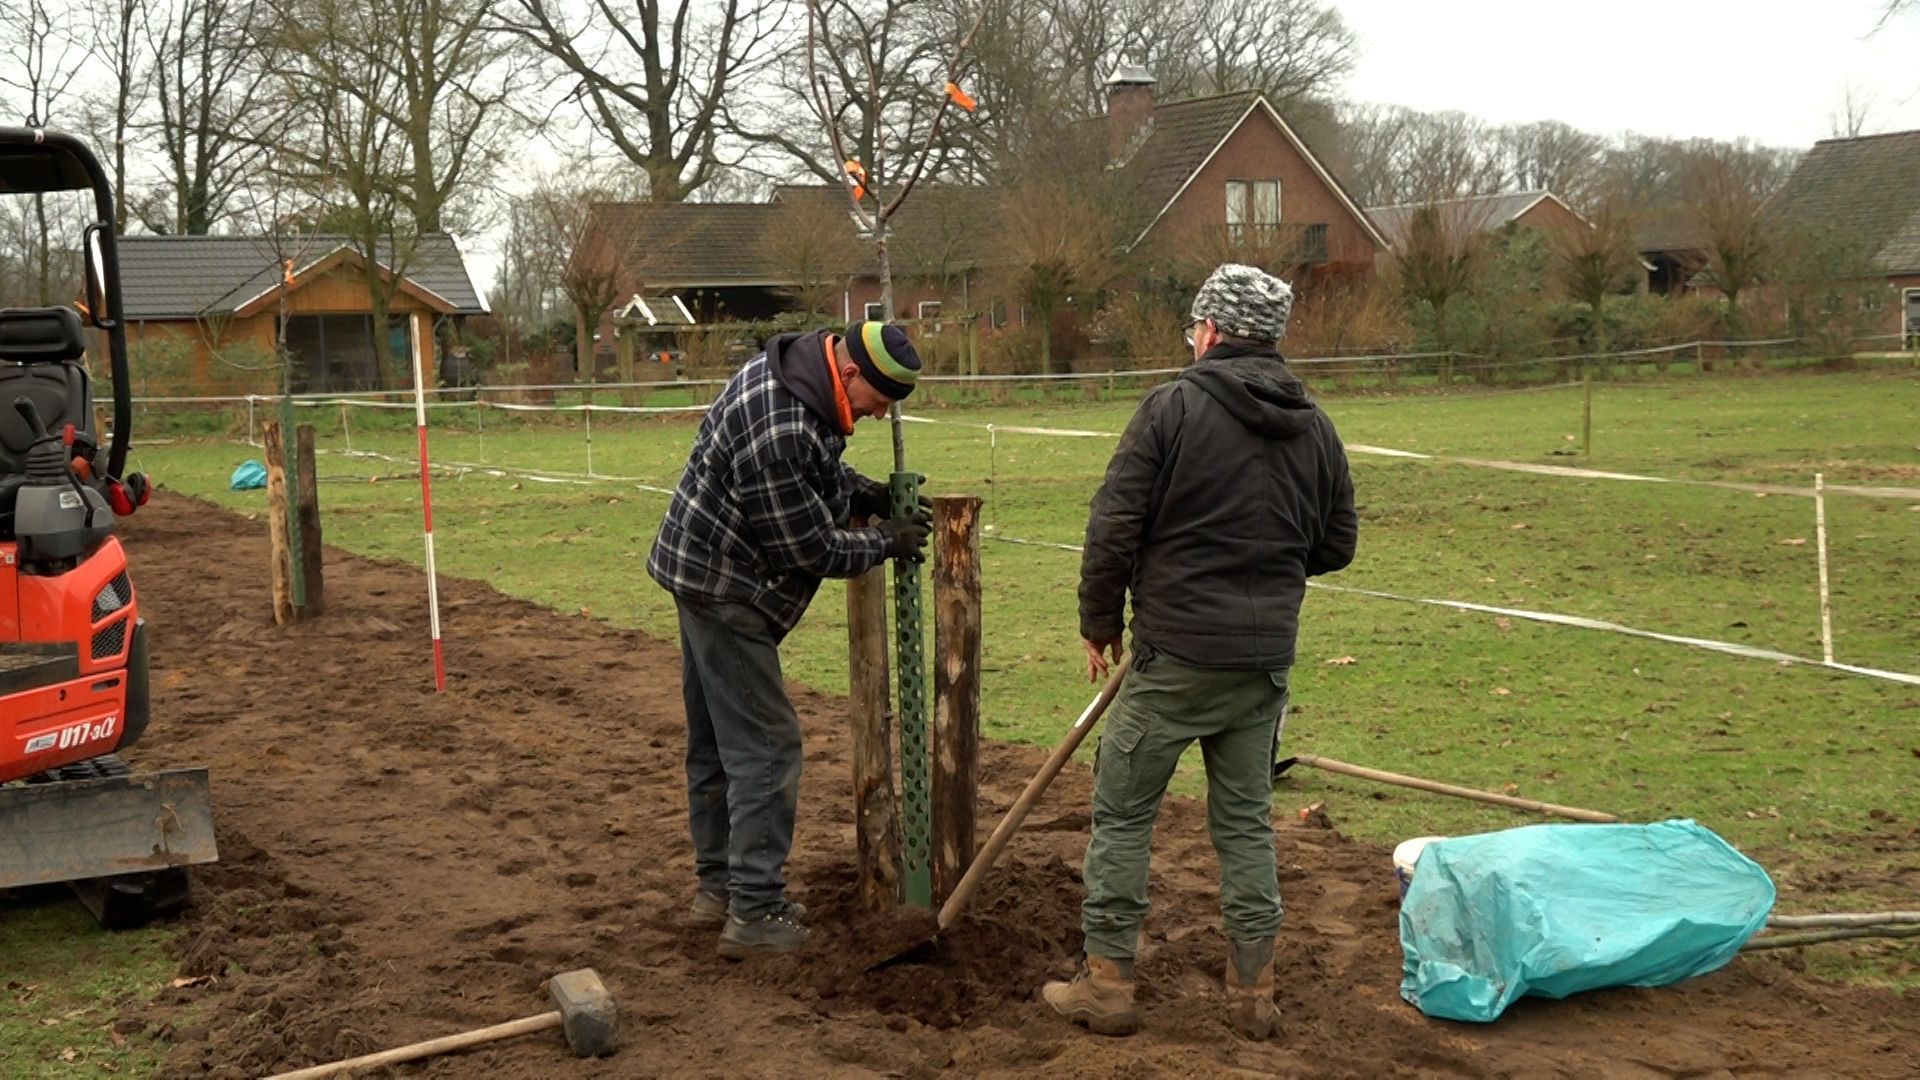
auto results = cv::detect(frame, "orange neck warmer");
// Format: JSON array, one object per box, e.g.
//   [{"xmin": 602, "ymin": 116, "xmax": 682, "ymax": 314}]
[{"xmin": 822, "ymin": 335, "xmax": 856, "ymax": 436}]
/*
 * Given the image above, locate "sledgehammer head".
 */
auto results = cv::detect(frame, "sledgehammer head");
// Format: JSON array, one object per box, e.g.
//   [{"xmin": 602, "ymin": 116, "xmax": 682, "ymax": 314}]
[{"xmin": 546, "ymin": 968, "xmax": 619, "ymax": 1057}]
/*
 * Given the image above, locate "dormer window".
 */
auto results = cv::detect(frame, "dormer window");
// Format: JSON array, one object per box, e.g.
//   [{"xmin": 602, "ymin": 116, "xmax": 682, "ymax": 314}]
[{"xmin": 1226, "ymin": 180, "xmax": 1281, "ymax": 242}]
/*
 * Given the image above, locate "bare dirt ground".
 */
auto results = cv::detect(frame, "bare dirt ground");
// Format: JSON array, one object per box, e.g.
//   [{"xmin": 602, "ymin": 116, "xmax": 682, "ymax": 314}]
[{"xmin": 115, "ymin": 494, "xmax": 1918, "ymax": 1078}]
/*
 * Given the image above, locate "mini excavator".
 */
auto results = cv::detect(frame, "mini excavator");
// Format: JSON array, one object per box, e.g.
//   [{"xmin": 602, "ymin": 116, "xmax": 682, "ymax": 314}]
[{"xmin": 0, "ymin": 126, "xmax": 216, "ymax": 926}]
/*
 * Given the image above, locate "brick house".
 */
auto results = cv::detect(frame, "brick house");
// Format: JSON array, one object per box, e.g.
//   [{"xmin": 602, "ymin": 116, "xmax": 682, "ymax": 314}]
[
  {"xmin": 117, "ymin": 234, "xmax": 488, "ymax": 393},
  {"xmin": 1098, "ymin": 66, "xmax": 1386, "ymax": 279},
  {"xmin": 571, "ymin": 66, "xmax": 1386, "ymax": 363},
  {"xmin": 1764, "ymin": 129, "xmax": 1920, "ymax": 347}
]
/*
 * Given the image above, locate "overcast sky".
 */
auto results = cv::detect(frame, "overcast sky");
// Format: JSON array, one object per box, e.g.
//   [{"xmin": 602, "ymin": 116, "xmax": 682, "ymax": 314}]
[{"xmin": 1335, "ymin": 0, "xmax": 1920, "ymax": 146}]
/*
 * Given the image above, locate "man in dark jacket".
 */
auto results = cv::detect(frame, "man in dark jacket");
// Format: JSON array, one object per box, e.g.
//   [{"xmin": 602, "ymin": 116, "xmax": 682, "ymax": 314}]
[
  {"xmin": 1042, "ymin": 264, "xmax": 1358, "ymax": 1038},
  {"xmin": 648, "ymin": 322, "xmax": 932, "ymax": 958}
]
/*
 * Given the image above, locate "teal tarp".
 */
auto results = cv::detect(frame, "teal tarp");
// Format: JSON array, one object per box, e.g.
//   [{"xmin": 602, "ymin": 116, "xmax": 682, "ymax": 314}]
[
  {"xmin": 230, "ymin": 460, "xmax": 267, "ymax": 490},
  {"xmin": 1399, "ymin": 820, "xmax": 1774, "ymax": 1022}
]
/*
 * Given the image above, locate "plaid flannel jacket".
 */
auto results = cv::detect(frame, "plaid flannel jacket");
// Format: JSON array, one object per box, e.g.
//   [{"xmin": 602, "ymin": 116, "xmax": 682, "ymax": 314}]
[{"xmin": 647, "ymin": 353, "xmax": 890, "ymax": 636}]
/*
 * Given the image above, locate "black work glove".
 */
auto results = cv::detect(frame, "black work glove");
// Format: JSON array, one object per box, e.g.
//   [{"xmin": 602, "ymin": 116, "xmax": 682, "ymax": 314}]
[
  {"xmin": 850, "ymin": 477, "xmax": 932, "ymax": 521},
  {"xmin": 876, "ymin": 510, "xmax": 933, "ymax": 561}
]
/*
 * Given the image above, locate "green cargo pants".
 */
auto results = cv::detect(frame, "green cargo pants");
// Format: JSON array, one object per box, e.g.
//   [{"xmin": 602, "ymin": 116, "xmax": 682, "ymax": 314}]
[{"xmin": 1080, "ymin": 648, "xmax": 1290, "ymax": 961}]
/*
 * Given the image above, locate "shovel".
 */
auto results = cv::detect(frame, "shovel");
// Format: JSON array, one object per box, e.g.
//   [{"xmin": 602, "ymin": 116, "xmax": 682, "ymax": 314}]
[{"xmin": 869, "ymin": 653, "xmax": 1133, "ymax": 970}]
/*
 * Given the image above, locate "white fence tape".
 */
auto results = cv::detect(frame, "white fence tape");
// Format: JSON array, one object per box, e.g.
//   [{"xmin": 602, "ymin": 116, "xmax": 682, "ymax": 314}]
[{"xmin": 975, "ymin": 532, "xmax": 1920, "ymax": 689}]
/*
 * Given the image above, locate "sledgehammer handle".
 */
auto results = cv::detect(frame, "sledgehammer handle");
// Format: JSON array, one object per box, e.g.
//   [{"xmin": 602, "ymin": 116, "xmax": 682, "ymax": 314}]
[
  {"xmin": 265, "ymin": 1011, "xmax": 562, "ymax": 1080},
  {"xmin": 935, "ymin": 654, "xmax": 1132, "ymax": 931}
]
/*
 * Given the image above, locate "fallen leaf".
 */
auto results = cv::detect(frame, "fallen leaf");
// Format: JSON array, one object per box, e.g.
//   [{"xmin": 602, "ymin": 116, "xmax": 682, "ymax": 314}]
[
  {"xmin": 59, "ymin": 1048, "xmax": 77, "ymax": 1062},
  {"xmin": 1492, "ymin": 687, "xmax": 1512, "ymax": 696},
  {"xmin": 1778, "ymin": 537, "xmax": 1807, "ymax": 546},
  {"xmin": 1494, "ymin": 617, "xmax": 1513, "ymax": 632},
  {"xmin": 1502, "ymin": 783, "xmax": 1521, "ymax": 796},
  {"xmin": 1323, "ymin": 655, "xmax": 1357, "ymax": 666},
  {"xmin": 578, "ymin": 607, "xmax": 592, "ymax": 618},
  {"xmin": 1510, "ymin": 522, "xmax": 1529, "ymax": 530},
  {"xmin": 40, "ymin": 1018, "xmax": 60, "ymax": 1027},
  {"xmin": 168, "ymin": 976, "xmax": 215, "ymax": 990}
]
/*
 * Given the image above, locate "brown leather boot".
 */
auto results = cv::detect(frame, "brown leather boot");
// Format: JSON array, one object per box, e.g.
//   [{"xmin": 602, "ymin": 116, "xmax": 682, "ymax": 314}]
[
  {"xmin": 1041, "ymin": 954, "xmax": 1140, "ymax": 1036},
  {"xmin": 1226, "ymin": 939, "xmax": 1280, "ymax": 1040}
]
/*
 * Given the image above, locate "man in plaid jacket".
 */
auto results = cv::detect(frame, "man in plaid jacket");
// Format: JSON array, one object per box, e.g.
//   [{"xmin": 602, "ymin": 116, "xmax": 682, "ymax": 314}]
[{"xmin": 648, "ymin": 321, "xmax": 930, "ymax": 958}]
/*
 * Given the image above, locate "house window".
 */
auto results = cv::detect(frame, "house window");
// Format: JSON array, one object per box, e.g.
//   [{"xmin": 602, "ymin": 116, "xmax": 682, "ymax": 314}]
[
  {"xmin": 1226, "ymin": 179, "xmax": 1282, "ymax": 242},
  {"xmin": 863, "ymin": 301, "xmax": 885, "ymax": 322},
  {"xmin": 917, "ymin": 300, "xmax": 942, "ymax": 331},
  {"xmin": 989, "ymin": 299, "xmax": 1009, "ymax": 329}
]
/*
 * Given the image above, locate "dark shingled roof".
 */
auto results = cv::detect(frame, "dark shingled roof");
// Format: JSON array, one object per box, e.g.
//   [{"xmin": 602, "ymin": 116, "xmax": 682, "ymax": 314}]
[
  {"xmin": 1766, "ymin": 129, "xmax": 1920, "ymax": 275},
  {"xmin": 1366, "ymin": 191, "xmax": 1564, "ymax": 251},
  {"xmin": 589, "ymin": 186, "xmax": 1000, "ymax": 287},
  {"xmin": 1118, "ymin": 92, "xmax": 1262, "ymax": 236},
  {"xmin": 116, "ymin": 234, "xmax": 487, "ymax": 319}
]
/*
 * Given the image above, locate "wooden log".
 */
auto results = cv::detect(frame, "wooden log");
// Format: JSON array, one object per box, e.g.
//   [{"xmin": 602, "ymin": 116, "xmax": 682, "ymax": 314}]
[
  {"xmin": 295, "ymin": 424, "xmax": 325, "ymax": 617},
  {"xmin": 847, "ymin": 518, "xmax": 902, "ymax": 909},
  {"xmin": 931, "ymin": 495, "xmax": 983, "ymax": 902},
  {"xmin": 262, "ymin": 420, "xmax": 295, "ymax": 626}
]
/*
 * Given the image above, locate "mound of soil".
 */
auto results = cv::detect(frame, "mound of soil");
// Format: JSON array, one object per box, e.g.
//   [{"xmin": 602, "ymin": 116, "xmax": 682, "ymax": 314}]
[{"xmin": 100, "ymin": 494, "xmax": 1918, "ymax": 1077}]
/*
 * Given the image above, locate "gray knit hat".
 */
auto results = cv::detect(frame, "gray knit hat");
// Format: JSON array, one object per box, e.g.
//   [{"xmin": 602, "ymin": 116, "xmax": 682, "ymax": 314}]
[{"xmin": 1189, "ymin": 263, "xmax": 1294, "ymax": 344}]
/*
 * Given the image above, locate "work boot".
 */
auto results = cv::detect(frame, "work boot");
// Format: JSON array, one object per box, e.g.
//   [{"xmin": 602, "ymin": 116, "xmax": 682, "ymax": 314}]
[
  {"xmin": 716, "ymin": 903, "xmax": 810, "ymax": 959},
  {"xmin": 690, "ymin": 889, "xmax": 804, "ymax": 929},
  {"xmin": 1225, "ymin": 938, "xmax": 1280, "ymax": 1041},
  {"xmin": 1041, "ymin": 955, "xmax": 1139, "ymax": 1036}
]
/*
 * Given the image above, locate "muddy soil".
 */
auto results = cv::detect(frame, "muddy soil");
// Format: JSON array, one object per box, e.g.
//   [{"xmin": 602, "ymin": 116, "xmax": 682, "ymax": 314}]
[{"xmin": 101, "ymin": 494, "xmax": 1920, "ymax": 1077}]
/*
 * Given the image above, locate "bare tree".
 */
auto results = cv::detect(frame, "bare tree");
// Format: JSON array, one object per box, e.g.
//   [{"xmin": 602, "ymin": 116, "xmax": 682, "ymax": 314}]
[
  {"xmin": 532, "ymin": 180, "xmax": 622, "ymax": 377},
  {"xmin": 995, "ymin": 161, "xmax": 1129, "ymax": 373},
  {"xmin": 383, "ymin": 0, "xmax": 526, "ymax": 234},
  {"xmin": 80, "ymin": 0, "xmax": 146, "ymax": 231},
  {"xmin": 763, "ymin": 193, "xmax": 857, "ymax": 315},
  {"xmin": 1494, "ymin": 120, "xmax": 1606, "ymax": 206},
  {"xmin": 1174, "ymin": 0, "xmax": 1356, "ymax": 106},
  {"xmin": 1827, "ymin": 84, "xmax": 1877, "ymax": 139},
  {"xmin": 1679, "ymin": 140, "xmax": 1779, "ymax": 332},
  {"xmin": 0, "ymin": 0, "xmax": 87, "ymax": 303},
  {"xmin": 1391, "ymin": 205, "xmax": 1485, "ymax": 366},
  {"xmin": 732, "ymin": 0, "xmax": 958, "ymax": 188},
  {"xmin": 1551, "ymin": 195, "xmax": 1639, "ymax": 354},
  {"xmin": 496, "ymin": 0, "xmax": 788, "ymax": 202},
  {"xmin": 147, "ymin": 0, "xmax": 282, "ymax": 234}
]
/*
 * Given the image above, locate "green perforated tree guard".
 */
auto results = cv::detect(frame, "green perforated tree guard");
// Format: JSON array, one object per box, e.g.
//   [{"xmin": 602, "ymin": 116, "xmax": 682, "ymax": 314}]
[{"xmin": 891, "ymin": 470, "xmax": 932, "ymax": 908}]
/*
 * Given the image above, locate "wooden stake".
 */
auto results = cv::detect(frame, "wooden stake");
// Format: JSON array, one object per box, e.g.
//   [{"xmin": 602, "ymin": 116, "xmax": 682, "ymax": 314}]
[
  {"xmin": 1741, "ymin": 925, "xmax": 1920, "ymax": 951},
  {"xmin": 1282, "ymin": 754, "xmax": 1618, "ymax": 823},
  {"xmin": 1768, "ymin": 911, "xmax": 1920, "ymax": 929},
  {"xmin": 931, "ymin": 495, "xmax": 983, "ymax": 902},
  {"xmin": 847, "ymin": 521, "xmax": 902, "ymax": 909},
  {"xmin": 1582, "ymin": 370, "xmax": 1593, "ymax": 457},
  {"xmin": 262, "ymin": 420, "xmax": 295, "ymax": 626},
  {"xmin": 295, "ymin": 424, "xmax": 325, "ymax": 617},
  {"xmin": 1814, "ymin": 472, "xmax": 1834, "ymax": 664}
]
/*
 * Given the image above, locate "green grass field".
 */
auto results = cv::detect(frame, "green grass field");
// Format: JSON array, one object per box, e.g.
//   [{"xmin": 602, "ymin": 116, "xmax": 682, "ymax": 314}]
[
  {"xmin": 6, "ymin": 364, "xmax": 1916, "ymax": 1071},
  {"xmin": 129, "ymin": 367, "xmax": 1920, "ymax": 868}
]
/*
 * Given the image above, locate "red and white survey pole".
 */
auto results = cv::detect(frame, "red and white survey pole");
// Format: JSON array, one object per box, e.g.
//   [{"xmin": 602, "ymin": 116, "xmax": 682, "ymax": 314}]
[{"xmin": 409, "ymin": 320, "xmax": 447, "ymax": 691}]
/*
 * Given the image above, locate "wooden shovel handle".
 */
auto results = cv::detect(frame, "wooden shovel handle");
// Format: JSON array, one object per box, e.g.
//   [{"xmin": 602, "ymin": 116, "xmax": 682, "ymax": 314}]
[
  {"xmin": 265, "ymin": 1012, "xmax": 561, "ymax": 1080},
  {"xmin": 935, "ymin": 653, "xmax": 1133, "ymax": 930},
  {"xmin": 1294, "ymin": 754, "xmax": 1619, "ymax": 823}
]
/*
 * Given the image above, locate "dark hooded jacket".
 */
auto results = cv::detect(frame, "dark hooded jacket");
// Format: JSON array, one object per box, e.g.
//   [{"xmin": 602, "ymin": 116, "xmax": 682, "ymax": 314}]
[{"xmin": 1079, "ymin": 341, "xmax": 1357, "ymax": 670}]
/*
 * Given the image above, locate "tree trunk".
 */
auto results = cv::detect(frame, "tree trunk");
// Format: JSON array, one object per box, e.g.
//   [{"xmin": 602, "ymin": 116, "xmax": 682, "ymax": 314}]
[
  {"xmin": 575, "ymin": 304, "xmax": 593, "ymax": 381},
  {"xmin": 931, "ymin": 496, "xmax": 983, "ymax": 902}
]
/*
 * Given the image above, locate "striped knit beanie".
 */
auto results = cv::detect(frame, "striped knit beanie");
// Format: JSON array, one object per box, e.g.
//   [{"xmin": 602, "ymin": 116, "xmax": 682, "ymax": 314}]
[
  {"xmin": 844, "ymin": 321, "xmax": 922, "ymax": 399},
  {"xmin": 1190, "ymin": 263, "xmax": 1294, "ymax": 344}
]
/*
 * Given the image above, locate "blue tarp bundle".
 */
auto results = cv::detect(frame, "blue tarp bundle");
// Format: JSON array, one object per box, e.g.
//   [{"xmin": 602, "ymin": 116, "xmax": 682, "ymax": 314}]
[
  {"xmin": 1399, "ymin": 820, "xmax": 1775, "ymax": 1022},
  {"xmin": 230, "ymin": 460, "xmax": 267, "ymax": 490}
]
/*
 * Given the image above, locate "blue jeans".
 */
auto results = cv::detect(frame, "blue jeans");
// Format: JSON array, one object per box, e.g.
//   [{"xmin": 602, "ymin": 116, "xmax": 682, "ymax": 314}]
[{"xmin": 676, "ymin": 597, "xmax": 803, "ymax": 920}]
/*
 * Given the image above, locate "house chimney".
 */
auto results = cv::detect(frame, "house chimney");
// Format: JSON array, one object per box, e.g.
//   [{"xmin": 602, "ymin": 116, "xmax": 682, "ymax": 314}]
[{"xmin": 1105, "ymin": 62, "xmax": 1157, "ymax": 163}]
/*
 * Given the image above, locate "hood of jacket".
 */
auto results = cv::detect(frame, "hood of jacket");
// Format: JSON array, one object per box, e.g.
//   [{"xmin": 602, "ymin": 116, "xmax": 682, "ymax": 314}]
[
  {"xmin": 1178, "ymin": 341, "xmax": 1317, "ymax": 439},
  {"xmin": 765, "ymin": 330, "xmax": 844, "ymax": 432}
]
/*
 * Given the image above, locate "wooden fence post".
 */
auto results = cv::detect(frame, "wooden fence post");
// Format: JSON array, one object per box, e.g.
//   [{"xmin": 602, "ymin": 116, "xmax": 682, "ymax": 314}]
[
  {"xmin": 848, "ymin": 520, "xmax": 903, "ymax": 909},
  {"xmin": 932, "ymin": 495, "xmax": 983, "ymax": 902},
  {"xmin": 295, "ymin": 423, "xmax": 325, "ymax": 617},
  {"xmin": 262, "ymin": 420, "xmax": 295, "ymax": 626}
]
